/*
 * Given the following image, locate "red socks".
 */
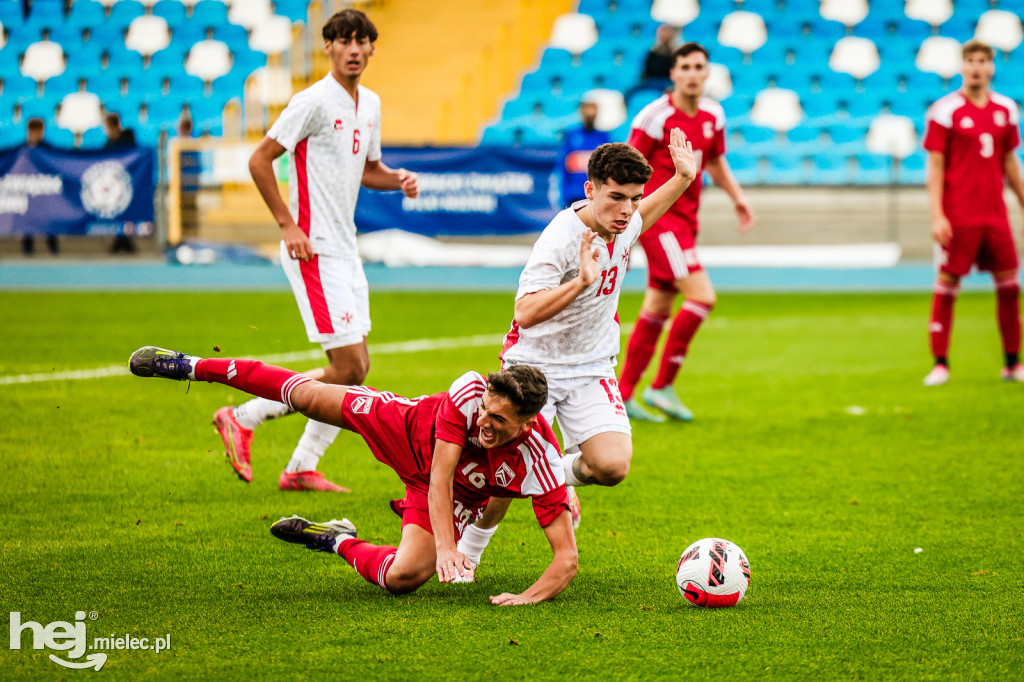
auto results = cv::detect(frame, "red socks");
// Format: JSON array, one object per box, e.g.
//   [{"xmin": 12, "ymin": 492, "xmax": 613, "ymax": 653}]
[
  {"xmin": 652, "ymin": 301, "xmax": 713, "ymax": 390},
  {"xmin": 996, "ymin": 275, "xmax": 1021, "ymax": 357},
  {"xmin": 619, "ymin": 311, "xmax": 668, "ymax": 401},
  {"xmin": 336, "ymin": 538, "xmax": 398, "ymax": 592},
  {"xmin": 928, "ymin": 280, "xmax": 958, "ymax": 361},
  {"xmin": 194, "ymin": 358, "xmax": 311, "ymax": 410}
]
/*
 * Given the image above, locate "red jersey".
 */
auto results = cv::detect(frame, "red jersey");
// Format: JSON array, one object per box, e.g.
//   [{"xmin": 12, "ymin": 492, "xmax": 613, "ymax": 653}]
[
  {"xmin": 923, "ymin": 90, "xmax": 1021, "ymax": 228},
  {"xmin": 628, "ymin": 94, "xmax": 727, "ymax": 233},
  {"xmin": 342, "ymin": 372, "xmax": 568, "ymax": 530}
]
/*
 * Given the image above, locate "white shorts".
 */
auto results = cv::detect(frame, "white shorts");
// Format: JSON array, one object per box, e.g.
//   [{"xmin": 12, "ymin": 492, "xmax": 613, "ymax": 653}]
[
  {"xmin": 280, "ymin": 243, "xmax": 370, "ymax": 350},
  {"xmin": 541, "ymin": 373, "xmax": 631, "ymax": 453}
]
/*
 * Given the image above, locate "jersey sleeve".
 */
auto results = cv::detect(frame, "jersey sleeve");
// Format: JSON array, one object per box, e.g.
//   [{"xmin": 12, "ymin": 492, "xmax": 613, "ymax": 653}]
[
  {"xmin": 709, "ymin": 119, "xmax": 727, "ymax": 160},
  {"xmin": 628, "ymin": 126, "xmax": 658, "ymax": 159},
  {"xmin": 434, "ymin": 371, "xmax": 486, "ymax": 446},
  {"xmin": 531, "ymin": 487, "xmax": 570, "ymax": 527},
  {"xmin": 922, "ymin": 112, "xmax": 949, "ymax": 154},
  {"xmin": 515, "ymin": 226, "xmax": 573, "ymax": 299},
  {"xmin": 1006, "ymin": 103, "xmax": 1021, "ymax": 152},
  {"xmin": 267, "ymin": 89, "xmax": 322, "ymax": 152}
]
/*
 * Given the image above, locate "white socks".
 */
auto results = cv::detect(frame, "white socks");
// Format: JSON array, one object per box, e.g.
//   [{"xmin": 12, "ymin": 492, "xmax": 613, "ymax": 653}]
[
  {"xmin": 187, "ymin": 357, "xmax": 201, "ymax": 380},
  {"xmin": 456, "ymin": 524, "xmax": 498, "ymax": 567},
  {"xmin": 285, "ymin": 419, "xmax": 342, "ymax": 473},
  {"xmin": 233, "ymin": 397, "xmax": 293, "ymax": 431},
  {"xmin": 562, "ymin": 452, "xmax": 588, "ymax": 487}
]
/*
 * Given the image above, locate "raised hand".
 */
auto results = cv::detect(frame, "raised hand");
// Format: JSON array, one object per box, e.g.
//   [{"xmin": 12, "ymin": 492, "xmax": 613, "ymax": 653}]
[
  {"xmin": 577, "ymin": 228, "xmax": 601, "ymax": 287},
  {"xmin": 667, "ymin": 127, "xmax": 697, "ymax": 183}
]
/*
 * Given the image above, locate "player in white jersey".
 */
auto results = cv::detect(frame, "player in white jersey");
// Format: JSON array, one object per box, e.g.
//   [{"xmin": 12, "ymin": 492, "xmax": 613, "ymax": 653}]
[
  {"xmin": 456, "ymin": 133, "xmax": 697, "ymax": 568},
  {"xmin": 212, "ymin": 10, "xmax": 420, "ymax": 492}
]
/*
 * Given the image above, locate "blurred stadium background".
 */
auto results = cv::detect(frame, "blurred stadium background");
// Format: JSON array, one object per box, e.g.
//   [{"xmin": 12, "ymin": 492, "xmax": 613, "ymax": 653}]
[{"xmin": 2, "ymin": 0, "xmax": 1024, "ymax": 265}]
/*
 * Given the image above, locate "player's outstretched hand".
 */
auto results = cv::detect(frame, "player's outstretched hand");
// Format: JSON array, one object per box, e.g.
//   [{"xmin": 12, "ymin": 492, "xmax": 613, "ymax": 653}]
[
  {"xmin": 667, "ymin": 128, "xmax": 697, "ymax": 183},
  {"xmin": 577, "ymin": 228, "xmax": 600, "ymax": 287},
  {"xmin": 436, "ymin": 547, "xmax": 475, "ymax": 584},
  {"xmin": 281, "ymin": 223, "xmax": 313, "ymax": 261},
  {"xmin": 490, "ymin": 592, "xmax": 535, "ymax": 606},
  {"xmin": 398, "ymin": 168, "xmax": 419, "ymax": 198},
  {"xmin": 735, "ymin": 197, "xmax": 755, "ymax": 234},
  {"xmin": 931, "ymin": 214, "xmax": 952, "ymax": 247}
]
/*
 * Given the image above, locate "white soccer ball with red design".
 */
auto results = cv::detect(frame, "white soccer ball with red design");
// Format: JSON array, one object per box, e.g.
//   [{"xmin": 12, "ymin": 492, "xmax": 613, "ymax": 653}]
[{"xmin": 675, "ymin": 538, "xmax": 750, "ymax": 608}]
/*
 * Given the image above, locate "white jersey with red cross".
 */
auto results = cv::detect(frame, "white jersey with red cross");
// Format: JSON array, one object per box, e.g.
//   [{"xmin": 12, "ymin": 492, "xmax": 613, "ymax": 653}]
[
  {"xmin": 500, "ymin": 203, "xmax": 643, "ymax": 379},
  {"xmin": 267, "ymin": 74, "xmax": 382, "ymax": 258}
]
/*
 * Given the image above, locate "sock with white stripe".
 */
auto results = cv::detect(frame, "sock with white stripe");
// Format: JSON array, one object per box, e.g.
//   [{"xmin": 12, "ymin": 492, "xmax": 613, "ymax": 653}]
[
  {"xmin": 456, "ymin": 524, "xmax": 498, "ymax": 567},
  {"xmin": 285, "ymin": 419, "xmax": 341, "ymax": 473},
  {"xmin": 652, "ymin": 300, "xmax": 713, "ymax": 390},
  {"xmin": 562, "ymin": 452, "xmax": 593, "ymax": 487},
  {"xmin": 334, "ymin": 537, "xmax": 398, "ymax": 592},
  {"xmin": 232, "ymin": 397, "xmax": 293, "ymax": 431},
  {"xmin": 194, "ymin": 358, "xmax": 311, "ymax": 409}
]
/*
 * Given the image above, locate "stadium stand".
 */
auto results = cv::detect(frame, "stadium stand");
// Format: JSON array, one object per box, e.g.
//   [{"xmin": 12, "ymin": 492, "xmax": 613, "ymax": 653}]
[{"xmin": 480, "ymin": 0, "xmax": 1024, "ymax": 185}]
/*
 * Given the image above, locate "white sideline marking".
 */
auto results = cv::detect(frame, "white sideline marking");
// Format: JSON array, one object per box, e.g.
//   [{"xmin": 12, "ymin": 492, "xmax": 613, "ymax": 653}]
[{"xmin": 0, "ymin": 333, "xmax": 506, "ymax": 387}]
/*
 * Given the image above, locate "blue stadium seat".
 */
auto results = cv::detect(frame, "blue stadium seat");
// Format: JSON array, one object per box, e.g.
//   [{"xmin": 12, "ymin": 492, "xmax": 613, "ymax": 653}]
[
  {"xmin": 0, "ymin": 0, "xmax": 23, "ymax": 28},
  {"xmin": 188, "ymin": 96, "xmax": 224, "ymax": 129},
  {"xmin": 109, "ymin": 0, "xmax": 145, "ymax": 26},
  {"xmin": 173, "ymin": 21, "xmax": 210, "ymax": 46},
  {"xmin": 29, "ymin": 0, "xmax": 65, "ymax": 23},
  {"xmin": 149, "ymin": 47, "xmax": 189, "ymax": 74},
  {"xmin": 80, "ymin": 127, "xmax": 107, "ymax": 149},
  {"xmin": 811, "ymin": 151, "xmax": 853, "ymax": 184},
  {"xmin": 211, "ymin": 70, "xmax": 250, "ymax": 99},
  {"xmin": 132, "ymin": 70, "xmax": 172, "ymax": 99},
  {"xmin": 153, "ymin": 0, "xmax": 187, "ymax": 28},
  {"xmin": 213, "ymin": 24, "xmax": 248, "ymax": 49},
  {"xmin": 68, "ymin": 0, "xmax": 107, "ymax": 30},
  {"xmin": 172, "ymin": 74, "xmax": 207, "ymax": 100},
  {"xmin": 480, "ymin": 123, "xmax": 516, "ymax": 146},
  {"xmin": 46, "ymin": 126, "xmax": 75, "ymax": 148},
  {"xmin": 91, "ymin": 23, "xmax": 127, "ymax": 45},
  {"xmin": 273, "ymin": 0, "xmax": 309, "ymax": 23},
  {"xmin": 3, "ymin": 74, "xmax": 38, "ymax": 99},
  {"xmin": 720, "ymin": 95, "xmax": 753, "ymax": 119},
  {"xmin": 148, "ymin": 97, "xmax": 187, "ymax": 129},
  {"xmin": 232, "ymin": 49, "xmax": 268, "ymax": 74},
  {"xmin": 855, "ymin": 153, "xmax": 893, "ymax": 184},
  {"xmin": 938, "ymin": 15, "xmax": 975, "ymax": 41},
  {"xmin": 0, "ymin": 122, "xmax": 24, "ymax": 149},
  {"xmin": 540, "ymin": 48, "xmax": 574, "ymax": 71},
  {"xmin": 191, "ymin": 0, "xmax": 229, "ymax": 27},
  {"xmin": 898, "ymin": 151, "xmax": 926, "ymax": 184}
]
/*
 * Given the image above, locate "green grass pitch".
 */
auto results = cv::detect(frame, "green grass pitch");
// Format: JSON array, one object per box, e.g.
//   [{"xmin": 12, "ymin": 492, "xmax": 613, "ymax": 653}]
[{"xmin": 1, "ymin": 290, "xmax": 1022, "ymax": 680}]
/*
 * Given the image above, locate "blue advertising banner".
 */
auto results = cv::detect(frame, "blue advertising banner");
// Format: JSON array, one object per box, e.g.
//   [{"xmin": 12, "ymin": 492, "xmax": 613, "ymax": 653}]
[
  {"xmin": 355, "ymin": 146, "xmax": 559, "ymax": 236},
  {"xmin": 0, "ymin": 146, "xmax": 155, "ymax": 237}
]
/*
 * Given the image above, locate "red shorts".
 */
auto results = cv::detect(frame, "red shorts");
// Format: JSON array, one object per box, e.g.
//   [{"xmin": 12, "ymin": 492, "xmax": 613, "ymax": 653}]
[
  {"xmin": 340, "ymin": 388, "xmax": 480, "ymax": 541},
  {"xmin": 939, "ymin": 221, "xmax": 1019, "ymax": 277},
  {"xmin": 638, "ymin": 225, "xmax": 702, "ymax": 291}
]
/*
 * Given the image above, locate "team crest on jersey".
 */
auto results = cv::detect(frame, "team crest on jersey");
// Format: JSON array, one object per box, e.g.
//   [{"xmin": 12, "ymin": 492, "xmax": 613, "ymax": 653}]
[
  {"xmin": 351, "ymin": 396, "xmax": 373, "ymax": 414},
  {"xmin": 334, "ymin": 119, "xmax": 344, "ymax": 132},
  {"xmin": 703, "ymin": 121, "xmax": 714, "ymax": 139},
  {"xmin": 994, "ymin": 111, "xmax": 1007, "ymax": 127},
  {"xmin": 494, "ymin": 461, "xmax": 516, "ymax": 487},
  {"xmin": 960, "ymin": 116, "xmax": 974, "ymax": 129}
]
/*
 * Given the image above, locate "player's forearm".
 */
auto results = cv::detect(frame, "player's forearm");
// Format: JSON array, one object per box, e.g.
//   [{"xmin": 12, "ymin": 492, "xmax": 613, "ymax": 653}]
[
  {"xmin": 706, "ymin": 159, "xmax": 744, "ymax": 204},
  {"xmin": 1003, "ymin": 156, "xmax": 1024, "ymax": 208},
  {"xmin": 427, "ymin": 481, "xmax": 457, "ymax": 552},
  {"xmin": 639, "ymin": 173, "xmax": 693, "ymax": 233},
  {"xmin": 926, "ymin": 154, "xmax": 946, "ymax": 219},
  {"xmin": 361, "ymin": 161, "xmax": 402, "ymax": 191},
  {"xmin": 249, "ymin": 156, "xmax": 294, "ymax": 228},
  {"xmin": 514, "ymin": 280, "xmax": 588, "ymax": 328},
  {"xmin": 518, "ymin": 550, "xmax": 578, "ymax": 603}
]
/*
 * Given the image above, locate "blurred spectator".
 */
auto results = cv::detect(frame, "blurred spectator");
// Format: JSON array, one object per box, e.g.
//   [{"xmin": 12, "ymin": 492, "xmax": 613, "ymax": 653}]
[
  {"xmin": 104, "ymin": 113, "xmax": 138, "ymax": 254},
  {"xmin": 641, "ymin": 24, "xmax": 680, "ymax": 88},
  {"xmin": 555, "ymin": 95, "xmax": 611, "ymax": 206},
  {"xmin": 21, "ymin": 117, "xmax": 59, "ymax": 256},
  {"xmin": 177, "ymin": 115, "xmax": 201, "ymax": 241}
]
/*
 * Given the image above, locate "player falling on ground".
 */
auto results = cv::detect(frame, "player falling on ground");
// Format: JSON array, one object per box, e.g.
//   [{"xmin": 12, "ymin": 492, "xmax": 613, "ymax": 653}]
[
  {"xmin": 923, "ymin": 40, "xmax": 1024, "ymax": 386},
  {"xmin": 454, "ymin": 135, "xmax": 697, "ymax": 569},
  {"xmin": 618, "ymin": 42, "xmax": 755, "ymax": 422},
  {"xmin": 215, "ymin": 10, "xmax": 420, "ymax": 491},
  {"xmin": 129, "ymin": 347, "xmax": 577, "ymax": 605}
]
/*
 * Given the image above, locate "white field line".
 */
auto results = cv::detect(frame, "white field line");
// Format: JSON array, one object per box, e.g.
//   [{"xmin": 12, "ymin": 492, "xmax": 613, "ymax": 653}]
[{"xmin": 0, "ymin": 333, "xmax": 507, "ymax": 387}]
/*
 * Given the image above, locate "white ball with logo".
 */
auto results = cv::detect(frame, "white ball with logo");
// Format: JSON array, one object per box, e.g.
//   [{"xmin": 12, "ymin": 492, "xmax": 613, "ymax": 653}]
[{"xmin": 675, "ymin": 537, "xmax": 750, "ymax": 608}]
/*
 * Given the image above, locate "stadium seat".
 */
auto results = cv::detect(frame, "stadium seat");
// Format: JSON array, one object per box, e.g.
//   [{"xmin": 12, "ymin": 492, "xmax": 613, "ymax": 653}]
[
  {"xmin": 718, "ymin": 11, "xmax": 768, "ymax": 54},
  {"xmin": 976, "ymin": 10, "xmax": 1024, "ymax": 53},
  {"xmin": 549, "ymin": 13, "xmax": 598, "ymax": 55},
  {"xmin": 650, "ymin": 0, "xmax": 699, "ymax": 27},
  {"xmin": 906, "ymin": 0, "xmax": 953, "ymax": 27},
  {"xmin": 21, "ymin": 39, "xmax": 65, "ymax": 82},
  {"xmin": 191, "ymin": 0, "xmax": 229, "ymax": 27},
  {"xmin": 820, "ymin": 0, "xmax": 868, "ymax": 27},
  {"xmin": 273, "ymin": 0, "xmax": 309, "ymax": 23},
  {"xmin": 80, "ymin": 126, "xmax": 108, "ymax": 149},
  {"xmin": 916, "ymin": 36, "xmax": 962, "ymax": 79},
  {"xmin": 46, "ymin": 126, "xmax": 75, "ymax": 148},
  {"xmin": 109, "ymin": 0, "xmax": 145, "ymax": 27},
  {"xmin": 213, "ymin": 23, "xmax": 249, "ymax": 49},
  {"xmin": 854, "ymin": 153, "xmax": 893, "ymax": 184},
  {"xmin": 938, "ymin": 15, "xmax": 974, "ymax": 41},
  {"xmin": 69, "ymin": 0, "xmax": 107, "ymax": 30},
  {"xmin": 125, "ymin": 14, "xmax": 172, "ymax": 56},
  {"xmin": 3, "ymin": 74, "xmax": 38, "ymax": 100},
  {"xmin": 153, "ymin": 0, "xmax": 187, "ymax": 28},
  {"xmin": 230, "ymin": 0, "xmax": 273, "ymax": 30},
  {"xmin": 866, "ymin": 114, "xmax": 918, "ymax": 158},
  {"xmin": 705, "ymin": 63, "xmax": 733, "ymax": 101},
  {"xmin": 250, "ymin": 15, "xmax": 293, "ymax": 54},
  {"xmin": 57, "ymin": 90, "xmax": 104, "ymax": 133},
  {"xmin": 830, "ymin": 36, "xmax": 881, "ymax": 80},
  {"xmin": 750, "ymin": 88, "xmax": 803, "ymax": 131},
  {"xmin": 172, "ymin": 73, "xmax": 208, "ymax": 100},
  {"xmin": 898, "ymin": 150, "xmax": 927, "ymax": 184},
  {"xmin": 185, "ymin": 39, "xmax": 232, "ymax": 82}
]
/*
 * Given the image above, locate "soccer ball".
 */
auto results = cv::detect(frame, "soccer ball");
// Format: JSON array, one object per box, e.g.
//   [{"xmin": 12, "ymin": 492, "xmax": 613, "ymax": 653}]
[{"xmin": 675, "ymin": 538, "xmax": 750, "ymax": 608}]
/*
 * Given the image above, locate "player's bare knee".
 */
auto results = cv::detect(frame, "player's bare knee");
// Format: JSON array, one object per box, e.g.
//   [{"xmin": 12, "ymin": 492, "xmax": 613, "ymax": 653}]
[
  {"xmin": 593, "ymin": 454, "xmax": 631, "ymax": 486},
  {"xmin": 322, "ymin": 359, "xmax": 368, "ymax": 386},
  {"xmin": 385, "ymin": 567, "xmax": 430, "ymax": 594}
]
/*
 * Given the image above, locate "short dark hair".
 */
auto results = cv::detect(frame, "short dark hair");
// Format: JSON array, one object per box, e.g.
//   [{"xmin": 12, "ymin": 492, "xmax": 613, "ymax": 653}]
[
  {"xmin": 486, "ymin": 365, "xmax": 548, "ymax": 418},
  {"xmin": 587, "ymin": 143, "xmax": 652, "ymax": 187},
  {"xmin": 323, "ymin": 9, "xmax": 378, "ymax": 43},
  {"xmin": 672, "ymin": 41, "xmax": 710, "ymax": 65},
  {"xmin": 962, "ymin": 39, "xmax": 994, "ymax": 61},
  {"xmin": 26, "ymin": 117, "xmax": 44, "ymax": 132},
  {"xmin": 105, "ymin": 112, "xmax": 121, "ymax": 128}
]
